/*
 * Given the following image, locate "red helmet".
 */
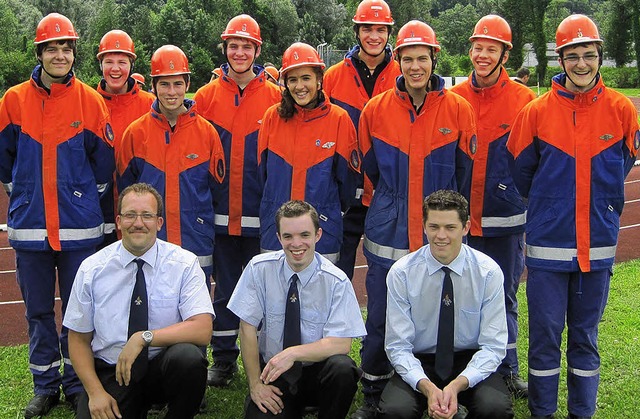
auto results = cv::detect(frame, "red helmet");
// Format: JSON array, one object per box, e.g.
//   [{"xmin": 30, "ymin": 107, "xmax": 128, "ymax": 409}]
[
  {"xmin": 352, "ymin": 0, "xmax": 394, "ymax": 26},
  {"xmin": 131, "ymin": 73, "xmax": 145, "ymax": 85},
  {"xmin": 150, "ymin": 45, "xmax": 190, "ymax": 77},
  {"xmin": 555, "ymin": 14, "xmax": 603, "ymax": 52},
  {"xmin": 264, "ymin": 65, "xmax": 279, "ymax": 82},
  {"xmin": 394, "ymin": 20, "xmax": 440, "ymax": 53},
  {"xmin": 34, "ymin": 13, "xmax": 79, "ymax": 45},
  {"xmin": 280, "ymin": 42, "xmax": 325, "ymax": 76},
  {"xmin": 470, "ymin": 15, "xmax": 513, "ymax": 50},
  {"xmin": 221, "ymin": 14, "xmax": 262, "ymax": 46},
  {"xmin": 97, "ymin": 30, "xmax": 136, "ymax": 60}
]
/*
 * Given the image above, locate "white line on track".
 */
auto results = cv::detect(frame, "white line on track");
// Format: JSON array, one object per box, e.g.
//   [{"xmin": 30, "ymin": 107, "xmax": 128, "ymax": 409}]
[{"xmin": 0, "ymin": 297, "xmax": 60, "ymax": 306}]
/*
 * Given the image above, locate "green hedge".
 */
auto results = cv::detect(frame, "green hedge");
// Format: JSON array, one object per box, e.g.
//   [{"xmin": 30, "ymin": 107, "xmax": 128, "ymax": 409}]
[{"xmin": 511, "ymin": 65, "xmax": 640, "ymax": 88}]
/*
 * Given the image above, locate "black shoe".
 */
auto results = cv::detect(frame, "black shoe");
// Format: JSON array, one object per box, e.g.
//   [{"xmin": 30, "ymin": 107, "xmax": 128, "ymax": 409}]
[
  {"xmin": 351, "ymin": 402, "xmax": 379, "ymax": 419},
  {"xmin": 530, "ymin": 416, "xmax": 555, "ymax": 419},
  {"xmin": 24, "ymin": 393, "xmax": 60, "ymax": 418},
  {"xmin": 504, "ymin": 373, "xmax": 528, "ymax": 399},
  {"xmin": 199, "ymin": 393, "xmax": 207, "ymax": 413},
  {"xmin": 207, "ymin": 361, "xmax": 238, "ymax": 387},
  {"xmin": 65, "ymin": 392, "xmax": 81, "ymax": 413},
  {"xmin": 567, "ymin": 414, "xmax": 591, "ymax": 419}
]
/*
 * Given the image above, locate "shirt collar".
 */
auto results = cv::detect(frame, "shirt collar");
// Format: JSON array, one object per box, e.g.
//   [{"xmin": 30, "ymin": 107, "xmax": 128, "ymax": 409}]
[
  {"xmin": 118, "ymin": 240, "xmax": 159, "ymax": 269},
  {"xmin": 282, "ymin": 253, "xmax": 319, "ymax": 288},
  {"xmin": 425, "ymin": 244, "xmax": 466, "ymax": 277}
]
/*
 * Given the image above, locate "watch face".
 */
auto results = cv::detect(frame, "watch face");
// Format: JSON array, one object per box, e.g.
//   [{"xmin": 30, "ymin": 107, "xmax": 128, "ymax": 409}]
[{"xmin": 142, "ymin": 331, "xmax": 153, "ymax": 343}]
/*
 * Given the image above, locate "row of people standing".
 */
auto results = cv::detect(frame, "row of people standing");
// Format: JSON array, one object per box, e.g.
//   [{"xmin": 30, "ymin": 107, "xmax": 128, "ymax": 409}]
[{"xmin": 1, "ymin": 3, "xmax": 637, "ymax": 419}]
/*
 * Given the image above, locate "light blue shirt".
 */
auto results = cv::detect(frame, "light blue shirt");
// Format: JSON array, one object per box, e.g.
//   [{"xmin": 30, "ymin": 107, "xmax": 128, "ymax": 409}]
[
  {"xmin": 63, "ymin": 239, "xmax": 214, "ymax": 364},
  {"xmin": 385, "ymin": 243, "xmax": 507, "ymax": 390},
  {"xmin": 228, "ymin": 250, "xmax": 366, "ymax": 363}
]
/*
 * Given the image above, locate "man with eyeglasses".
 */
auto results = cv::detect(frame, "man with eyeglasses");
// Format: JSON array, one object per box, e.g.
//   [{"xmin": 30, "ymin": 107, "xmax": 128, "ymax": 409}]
[
  {"xmin": 507, "ymin": 14, "xmax": 639, "ymax": 419},
  {"xmin": 65, "ymin": 183, "xmax": 214, "ymax": 419}
]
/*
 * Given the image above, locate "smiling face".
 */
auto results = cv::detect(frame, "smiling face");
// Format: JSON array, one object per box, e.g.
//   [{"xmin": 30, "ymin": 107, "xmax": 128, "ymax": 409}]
[
  {"xmin": 424, "ymin": 209, "xmax": 470, "ymax": 265},
  {"xmin": 358, "ymin": 24, "xmax": 390, "ymax": 57},
  {"xmin": 39, "ymin": 41, "xmax": 74, "ymax": 84},
  {"xmin": 226, "ymin": 37, "xmax": 260, "ymax": 75},
  {"xmin": 469, "ymin": 39, "xmax": 508, "ymax": 87},
  {"xmin": 277, "ymin": 214, "xmax": 322, "ymax": 272},
  {"xmin": 154, "ymin": 75, "xmax": 189, "ymax": 113},
  {"xmin": 285, "ymin": 66, "xmax": 321, "ymax": 108},
  {"xmin": 117, "ymin": 191, "xmax": 164, "ymax": 257},
  {"xmin": 399, "ymin": 45, "xmax": 433, "ymax": 95},
  {"xmin": 101, "ymin": 52, "xmax": 132, "ymax": 94},
  {"xmin": 560, "ymin": 43, "xmax": 600, "ymax": 93}
]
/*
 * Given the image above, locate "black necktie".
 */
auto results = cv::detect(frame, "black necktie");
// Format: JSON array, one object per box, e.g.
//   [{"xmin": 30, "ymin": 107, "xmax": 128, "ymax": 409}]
[
  {"xmin": 282, "ymin": 274, "xmax": 302, "ymax": 393},
  {"xmin": 128, "ymin": 259, "xmax": 149, "ymax": 380},
  {"xmin": 435, "ymin": 266, "xmax": 454, "ymax": 380}
]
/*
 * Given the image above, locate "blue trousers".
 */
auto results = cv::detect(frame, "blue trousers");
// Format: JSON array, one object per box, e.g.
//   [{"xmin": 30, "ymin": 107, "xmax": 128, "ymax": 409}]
[
  {"xmin": 527, "ymin": 269, "xmax": 610, "ymax": 417},
  {"xmin": 16, "ymin": 247, "xmax": 95, "ymax": 396},
  {"xmin": 467, "ymin": 233, "xmax": 525, "ymax": 375},
  {"xmin": 359, "ymin": 261, "xmax": 394, "ymax": 404},
  {"xmin": 212, "ymin": 234, "xmax": 260, "ymax": 363},
  {"xmin": 336, "ymin": 203, "xmax": 367, "ymax": 280}
]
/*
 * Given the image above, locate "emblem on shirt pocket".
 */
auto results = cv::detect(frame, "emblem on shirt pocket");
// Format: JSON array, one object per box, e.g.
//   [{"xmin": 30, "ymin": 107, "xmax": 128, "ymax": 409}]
[
  {"xmin": 500, "ymin": 123, "xmax": 510, "ymax": 130},
  {"xmin": 322, "ymin": 142, "xmax": 335, "ymax": 149},
  {"xmin": 599, "ymin": 134, "xmax": 614, "ymax": 142},
  {"xmin": 186, "ymin": 153, "xmax": 199, "ymax": 160},
  {"xmin": 438, "ymin": 127, "xmax": 452, "ymax": 135}
]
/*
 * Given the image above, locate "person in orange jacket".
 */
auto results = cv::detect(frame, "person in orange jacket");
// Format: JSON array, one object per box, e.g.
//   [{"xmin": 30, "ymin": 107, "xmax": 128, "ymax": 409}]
[
  {"xmin": 507, "ymin": 15, "xmax": 639, "ymax": 419},
  {"xmin": 258, "ymin": 42, "xmax": 360, "ymax": 263},
  {"xmin": 117, "ymin": 45, "xmax": 225, "ymax": 293},
  {"xmin": 355, "ymin": 20, "xmax": 476, "ymax": 417},
  {"xmin": 450, "ymin": 14, "xmax": 536, "ymax": 400},
  {"xmin": 193, "ymin": 14, "xmax": 282, "ymax": 388},
  {"xmin": 323, "ymin": 0, "xmax": 401, "ymax": 288},
  {"xmin": 96, "ymin": 30, "xmax": 154, "ymax": 246},
  {"xmin": 0, "ymin": 13, "xmax": 114, "ymax": 417}
]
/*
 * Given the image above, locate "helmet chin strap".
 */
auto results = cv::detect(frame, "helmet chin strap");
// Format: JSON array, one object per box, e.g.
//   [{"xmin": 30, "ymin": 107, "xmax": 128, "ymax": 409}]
[
  {"xmin": 560, "ymin": 54, "xmax": 601, "ymax": 91},
  {"xmin": 224, "ymin": 45, "xmax": 256, "ymax": 75},
  {"xmin": 357, "ymin": 37, "xmax": 386, "ymax": 59},
  {"xmin": 485, "ymin": 48, "xmax": 506, "ymax": 78},
  {"xmin": 38, "ymin": 58, "xmax": 74, "ymax": 81}
]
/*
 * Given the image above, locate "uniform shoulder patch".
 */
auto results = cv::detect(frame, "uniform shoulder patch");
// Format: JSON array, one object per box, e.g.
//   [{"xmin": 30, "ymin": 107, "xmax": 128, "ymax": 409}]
[
  {"xmin": 217, "ymin": 159, "xmax": 225, "ymax": 179},
  {"xmin": 469, "ymin": 135, "xmax": 477, "ymax": 155},
  {"xmin": 105, "ymin": 123, "xmax": 114, "ymax": 142}
]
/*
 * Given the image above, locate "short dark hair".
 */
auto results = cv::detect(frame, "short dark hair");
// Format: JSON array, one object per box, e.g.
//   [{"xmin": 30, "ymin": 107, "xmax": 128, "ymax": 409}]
[
  {"xmin": 37, "ymin": 40, "xmax": 77, "ymax": 59},
  {"xmin": 422, "ymin": 189, "xmax": 469, "ymax": 225},
  {"xmin": 275, "ymin": 200, "xmax": 320, "ymax": 234},
  {"xmin": 118, "ymin": 183, "xmax": 164, "ymax": 215},
  {"xmin": 151, "ymin": 74, "xmax": 190, "ymax": 95},
  {"xmin": 516, "ymin": 67, "xmax": 530, "ymax": 78}
]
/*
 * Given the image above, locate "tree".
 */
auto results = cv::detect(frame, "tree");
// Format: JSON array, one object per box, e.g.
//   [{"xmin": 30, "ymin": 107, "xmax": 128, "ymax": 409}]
[
  {"xmin": 528, "ymin": 0, "xmax": 551, "ymax": 85},
  {"xmin": 432, "ymin": 3, "xmax": 479, "ymax": 56}
]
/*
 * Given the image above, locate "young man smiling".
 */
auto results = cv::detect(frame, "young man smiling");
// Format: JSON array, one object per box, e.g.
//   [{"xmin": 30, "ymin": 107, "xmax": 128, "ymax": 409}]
[
  {"xmin": 323, "ymin": 0, "xmax": 401, "ymax": 289},
  {"xmin": 0, "ymin": 13, "xmax": 114, "ymax": 417},
  {"xmin": 193, "ymin": 14, "xmax": 282, "ymax": 387},
  {"xmin": 355, "ymin": 20, "xmax": 475, "ymax": 417},
  {"xmin": 379, "ymin": 190, "xmax": 512, "ymax": 419},
  {"xmin": 507, "ymin": 14, "xmax": 639, "ymax": 419},
  {"xmin": 228, "ymin": 200, "xmax": 365, "ymax": 418},
  {"xmin": 450, "ymin": 15, "xmax": 535, "ymax": 399}
]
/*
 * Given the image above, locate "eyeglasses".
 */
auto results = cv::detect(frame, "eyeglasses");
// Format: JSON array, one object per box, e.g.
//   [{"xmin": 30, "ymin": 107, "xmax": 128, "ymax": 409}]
[
  {"xmin": 119, "ymin": 212, "xmax": 158, "ymax": 223},
  {"xmin": 562, "ymin": 53, "xmax": 599, "ymax": 64}
]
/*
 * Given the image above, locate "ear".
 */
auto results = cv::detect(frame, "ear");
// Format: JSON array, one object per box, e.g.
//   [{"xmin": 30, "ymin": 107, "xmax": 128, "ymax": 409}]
[
  {"xmin": 462, "ymin": 220, "xmax": 471, "ymax": 236},
  {"xmin": 156, "ymin": 216, "xmax": 164, "ymax": 231},
  {"xmin": 255, "ymin": 45, "xmax": 262, "ymax": 59},
  {"xmin": 315, "ymin": 227, "xmax": 323, "ymax": 243},
  {"xmin": 501, "ymin": 50, "xmax": 509, "ymax": 65}
]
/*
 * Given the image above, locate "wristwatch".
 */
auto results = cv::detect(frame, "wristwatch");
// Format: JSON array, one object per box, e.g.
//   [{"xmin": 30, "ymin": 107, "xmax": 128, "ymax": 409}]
[{"xmin": 141, "ymin": 330, "xmax": 153, "ymax": 347}]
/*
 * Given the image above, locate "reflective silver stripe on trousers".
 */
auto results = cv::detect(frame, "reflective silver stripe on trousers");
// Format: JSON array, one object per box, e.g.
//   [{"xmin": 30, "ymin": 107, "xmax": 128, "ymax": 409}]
[
  {"xmin": 506, "ymin": 342, "xmax": 517, "ymax": 350},
  {"xmin": 8, "ymin": 225, "xmax": 104, "ymax": 241},
  {"xmin": 529, "ymin": 367, "xmax": 561, "ymax": 377},
  {"xmin": 355, "ymin": 188, "xmax": 364, "ymax": 199},
  {"xmin": 361, "ymin": 370, "xmax": 395, "ymax": 381},
  {"xmin": 527, "ymin": 245, "xmax": 616, "ymax": 261},
  {"xmin": 212, "ymin": 329, "xmax": 240, "ymax": 337},
  {"xmin": 363, "ymin": 236, "xmax": 410, "ymax": 261},
  {"xmin": 64, "ymin": 357, "xmax": 72, "ymax": 366},
  {"xmin": 103, "ymin": 223, "xmax": 116, "ymax": 234},
  {"xmin": 260, "ymin": 248, "xmax": 339, "ymax": 263},
  {"xmin": 97, "ymin": 183, "xmax": 108, "ymax": 193},
  {"xmin": 481, "ymin": 212, "xmax": 526, "ymax": 228},
  {"xmin": 568, "ymin": 366, "xmax": 600, "ymax": 377},
  {"xmin": 214, "ymin": 214, "xmax": 260, "ymax": 228},
  {"xmin": 198, "ymin": 255, "xmax": 213, "ymax": 268},
  {"xmin": 2, "ymin": 182, "xmax": 12, "ymax": 193},
  {"xmin": 29, "ymin": 360, "xmax": 61, "ymax": 372}
]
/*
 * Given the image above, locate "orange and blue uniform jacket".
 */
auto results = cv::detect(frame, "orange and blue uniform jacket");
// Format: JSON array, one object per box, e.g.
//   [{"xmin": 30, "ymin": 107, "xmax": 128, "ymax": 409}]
[
  {"xmin": 507, "ymin": 73, "xmax": 639, "ymax": 272},
  {"xmin": 324, "ymin": 45, "xmax": 400, "ymax": 204},
  {"xmin": 257, "ymin": 95, "xmax": 361, "ymax": 259},
  {"xmin": 116, "ymin": 99, "xmax": 226, "ymax": 267},
  {"xmin": 98, "ymin": 78, "xmax": 155, "ymax": 234},
  {"xmin": 194, "ymin": 64, "xmax": 281, "ymax": 237},
  {"xmin": 451, "ymin": 68, "xmax": 535, "ymax": 237},
  {"xmin": 360, "ymin": 75, "xmax": 476, "ymax": 269},
  {"xmin": 0, "ymin": 66, "xmax": 114, "ymax": 251}
]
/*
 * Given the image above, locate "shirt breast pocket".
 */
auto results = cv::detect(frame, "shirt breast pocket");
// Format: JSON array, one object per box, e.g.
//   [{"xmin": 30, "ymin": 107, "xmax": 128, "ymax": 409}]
[
  {"xmin": 149, "ymin": 296, "xmax": 181, "ymax": 325},
  {"xmin": 301, "ymin": 310, "xmax": 329, "ymax": 342},
  {"xmin": 457, "ymin": 308, "xmax": 481, "ymax": 347}
]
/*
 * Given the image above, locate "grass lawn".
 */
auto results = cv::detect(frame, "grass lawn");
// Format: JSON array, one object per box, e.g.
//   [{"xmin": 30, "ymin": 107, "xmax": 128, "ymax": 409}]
[{"xmin": 1, "ymin": 260, "xmax": 639, "ymax": 418}]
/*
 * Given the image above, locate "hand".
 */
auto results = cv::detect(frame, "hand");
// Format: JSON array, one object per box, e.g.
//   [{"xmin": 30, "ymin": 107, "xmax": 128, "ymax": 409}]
[
  {"xmin": 250, "ymin": 381, "xmax": 284, "ymax": 415},
  {"xmin": 260, "ymin": 348, "xmax": 296, "ymax": 385},
  {"xmin": 88, "ymin": 389, "xmax": 122, "ymax": 419},
  {"xmin": 115, "ymin": 332, "xmax": 145, "ymax": 386},
  {"xmin": 419, "ymin": 379, "xmax": 457, "ymax": 419}
]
